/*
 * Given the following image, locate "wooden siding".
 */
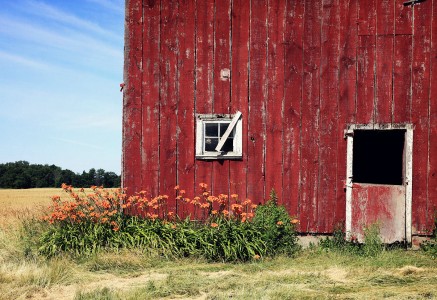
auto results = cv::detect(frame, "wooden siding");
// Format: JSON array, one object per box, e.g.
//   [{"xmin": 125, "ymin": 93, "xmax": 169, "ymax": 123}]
[{"xmin": 123, "ymin": 0, "xmax": 437, "ymax": 235}]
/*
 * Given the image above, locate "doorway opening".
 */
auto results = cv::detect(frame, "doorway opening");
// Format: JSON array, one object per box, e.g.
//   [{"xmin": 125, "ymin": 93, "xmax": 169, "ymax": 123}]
[
  {"xmin": 345, "ymin": 124, "xmax": 413, "ymax": 243},
  {"xmin": 353, "ymin": 129, "xmax": 406, "ymax": 185}
]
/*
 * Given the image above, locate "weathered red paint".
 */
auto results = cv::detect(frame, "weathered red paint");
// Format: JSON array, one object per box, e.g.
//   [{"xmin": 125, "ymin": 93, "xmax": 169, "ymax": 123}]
[
  {"xmin": 123, "ymin": 0, "xmax": 437, "ymax": 236},
  {"xmin": 194, "ymin": 0, "xmax": 214, "ymax": 217},
  {"xmin": 247, "ymin": 0, "xmax": 267, "ymax": 204},
  {"xmin": 212, "ymin": 0, "xmax": 231, "ymax": 198},
  {"xmin": 177, "ymin": 0, "xmax": 196, "ymax": 218},
  {"xmin": 336, "ymin": 0, "xmax": 357, "ymax": 227},
  {"xmin": 412, "ymin": 2, "xmax": 432, "ymax": 234},
  {"xmin": 265, "ymin": 0, "xmax": 285, "ymax": 204},
  {"xmin": 282, "ymin": 0, "xmax": 304, "ymax": 219},
  {"xmin": 229, "ymin": 0, "xmax": 249, "ymax": 202},
  {"xmin": 318, "ymin": 0, "xmax": 340, "ymax": 233},
  {"xmin": 351, "ymin": 183, "xmax": 405, "ymax": 243}
]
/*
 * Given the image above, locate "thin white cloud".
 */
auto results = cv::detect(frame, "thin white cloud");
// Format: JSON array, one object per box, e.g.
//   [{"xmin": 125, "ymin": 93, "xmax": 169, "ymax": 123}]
[
  {"xmin": 0, "ymin": 16, "xmax": 122, "ymax": 59},
  {"xmin": 24, "ymin": 0, "xmax": 120, "ymax": 40},
  {"xmin": 0, "ymin": 50, "xmax": 50, "ymax": 70},
  {"xmin": 86, "ymin": 0, "xmax": 124, "ymax": 13}
]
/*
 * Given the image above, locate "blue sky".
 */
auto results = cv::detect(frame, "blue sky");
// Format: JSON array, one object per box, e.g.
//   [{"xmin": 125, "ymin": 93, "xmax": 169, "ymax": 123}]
[{"xmin": 0, "ymin": 0, "xmax": 124, "ymax": 174}]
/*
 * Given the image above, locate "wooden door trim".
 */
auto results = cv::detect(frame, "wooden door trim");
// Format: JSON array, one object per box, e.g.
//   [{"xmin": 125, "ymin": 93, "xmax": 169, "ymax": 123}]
[{"xmin": 345, "ymin": 123, "xmax": 413, "ymax": 243}]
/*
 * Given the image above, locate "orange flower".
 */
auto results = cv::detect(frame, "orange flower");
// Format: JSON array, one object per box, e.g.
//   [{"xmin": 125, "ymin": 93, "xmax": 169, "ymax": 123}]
[
  {"xmin": 253, "ymin": 254, "xmax": 260, "ymax": 260},
  {"xmin": 171, "ymin": 224, "xmax": 177, "ymax": 229},
  {"xmin": 211, "ymin": 210, "xmax": 218, "ymax": 215},
  {"xmin": 210, "ymin": 223, "xmax": 218, "ymax": 228},
  {"xmin": 291, "ymin": 219, "xmax": 299, "ymax": 224},
  {"xmin": 231, "ymin": 194, "xmax": 238, "ymax": 199},
  {"xmin": 277, "ymin": 221, "xmax": 284, "ymax": 226},
  {"xmin": 174, "ymin": 185, "xmax": 180, "ymax": 190}
]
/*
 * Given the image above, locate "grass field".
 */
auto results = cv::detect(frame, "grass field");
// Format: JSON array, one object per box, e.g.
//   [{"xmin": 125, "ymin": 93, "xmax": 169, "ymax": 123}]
[{"xmin": 0, "ymin": 188, "xmax": 436, "ymax": 299}]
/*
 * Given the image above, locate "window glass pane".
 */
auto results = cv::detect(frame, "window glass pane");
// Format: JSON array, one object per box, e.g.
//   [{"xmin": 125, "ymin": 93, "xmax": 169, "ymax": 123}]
[
  {"xmin": 205, "ymin": 123, "xmax": 218, "ymax": 137},
  {"xmin": 204, "ymin": 137, "xmax": 219, "ymax": 151},
  {"xmin": 222, "ymin": 138, "xmax": 234, "ymax": 152},
  {"xmin": 219, "ymin": 123, "xmax": 230, "ymax": 137}
]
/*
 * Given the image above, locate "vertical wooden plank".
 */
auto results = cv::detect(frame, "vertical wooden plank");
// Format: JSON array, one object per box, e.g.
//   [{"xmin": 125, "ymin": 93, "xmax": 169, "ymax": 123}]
[
  {"xmin": 337, "ymin": 0, "xmax": 357, "ymax": 229},
  {"xmin": 356, "ymin": 0, "xmax": 376, "ymax": 125},
  {"xmin": 395, "ymin": 0, "xmax": 413, "ymax": 35},
  {"xmin": 177, "ymin": 0, "xmax": 196, "ymax": 217},
  {"xmin": 375, "ymin": 0, "xmax": 394, "ymax": 124},
  {"xmin": 393, "ymin": 0, "xmax": 413, "ymax": 123},
  {"xmin": 212, "ymin": 0, "xmax": 231, "ymax": 196},
  {"xmin": 411, "ymin": 1, "xmax": 432, "ymax": 234},
  {"xmin": 248, "ymin": 0, "xmax": 267, "ymax": 204},
  {"xmin": 428, "ymin": 0, "xmax": 437, "ymax": 227},
  {"xmin": 283, "ymin": 0, "xmax": 304, "ymax": 218},
  {"xmin": 376, "ymin": 0, "xmax": 394, "ymax": 35},
  {"xmin": 375, "ymin": 36, "xmax": 394, "ymax": 124},
  {"xmin": 356, "ymin": 35, "xmax": 375, "ymax": 124},
  {"xmin": 265, "ymin": 0, "xmax": 285, "ymax": 202},
  {"xmin": 230, "ymin": 0, "xmax": 250, "ymax": 201},
  {"xmin": 195, "ymin": 0, "xmax": 214, "ymax": 199},
  {"xmin": 300, "ymin": 0, "xmax": 321, "ymax": 233},
  {"xmin": 318, "ymin": 0, "xmax": 340, "ymax": 233},
  {"xmin": 159, "ymin": 0, "xmax": 179, "ymax": 212},
  {"xmin": 393, "ymin": 36, "xmax": 412, "ymax": 123},
  {"xmin": 358, "ymin": 0, "xmax": 376, "ymax": 35},
  {"xmin": 141, "ymin": 0, "xmax": 160, "ymax": 197},
  {"xmin": 122, "ymin": 0, "xmax": 143, "ymax": 199}
]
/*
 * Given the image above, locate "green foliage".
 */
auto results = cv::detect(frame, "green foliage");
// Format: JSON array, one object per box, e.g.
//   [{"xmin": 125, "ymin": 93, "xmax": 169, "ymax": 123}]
[
  {"xmin": 39, "ymin": 220, "xmax": 121, "ymax": 257},
  {"xmin": 362, "ymin": 223, "xmax": 384, "ymax": 257},
  {"xmin": 319, "ymin": 223, "xmax": 384, "ymax": 257},
  {"xmin": 35, "ymin": 188, "xmax": 300, "ymax": 262},
  {"xmin": 420, "ymin": 217, "xmax": 437, "ymax": 258},
  {"xmin": 252, "ymin": 189, "xmax": 300, "ymax": 256},
  {"xmin": 198, "ymin": 218, "xmax": 267, "ymax": 262},
  {"xmin": 0, "ymin": 161, "xmax": 120, "ymax": 189}
]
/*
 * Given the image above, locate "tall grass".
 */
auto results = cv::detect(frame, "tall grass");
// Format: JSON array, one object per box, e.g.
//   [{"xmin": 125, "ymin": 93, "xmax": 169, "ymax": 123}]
[{"xmin": 1, "ymin": 188, "xmax": 436, "ymax": 299}]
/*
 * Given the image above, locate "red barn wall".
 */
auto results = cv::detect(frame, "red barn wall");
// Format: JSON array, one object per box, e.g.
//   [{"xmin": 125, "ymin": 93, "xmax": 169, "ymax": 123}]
[{"xmin": 123, "ymin": 0, "xmax": 437, "ymax": 235}]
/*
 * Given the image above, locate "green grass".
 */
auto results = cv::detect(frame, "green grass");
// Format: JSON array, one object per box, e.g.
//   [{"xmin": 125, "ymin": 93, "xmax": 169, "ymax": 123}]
[
  {"xmin": 1, "ymin": 188, "xmax": 436, "ymax": 299},
  {"xmin": 1, "ymin": 224, "xmax": 437, "ymax": 299}
]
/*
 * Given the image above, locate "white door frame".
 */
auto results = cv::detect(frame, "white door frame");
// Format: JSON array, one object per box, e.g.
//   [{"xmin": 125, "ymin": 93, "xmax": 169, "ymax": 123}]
[{"xmin": 345, "ymin": 124, "xmax": 413, "ymax": 243}]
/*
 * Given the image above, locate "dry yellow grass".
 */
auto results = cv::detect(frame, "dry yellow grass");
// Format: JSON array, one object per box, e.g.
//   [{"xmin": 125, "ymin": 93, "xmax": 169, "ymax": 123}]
[
  {"xmin": 0, "ymin": 188, "xmax": 58, "ymax": 228},
  {"xmin": 0, "ymin": 189, "xmax": 436, "ymax": 300}
]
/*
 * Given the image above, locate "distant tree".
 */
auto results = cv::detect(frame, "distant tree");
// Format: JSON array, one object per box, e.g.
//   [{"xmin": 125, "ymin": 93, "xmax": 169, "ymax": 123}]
[{"xmin": 0, "ymin": 161, "xmax": 120, "ymax": 189}]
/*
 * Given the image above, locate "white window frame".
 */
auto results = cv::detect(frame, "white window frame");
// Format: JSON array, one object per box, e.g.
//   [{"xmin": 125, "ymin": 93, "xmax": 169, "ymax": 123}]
[{"xmin": 195, "ymin": 112, "xmax": 243, "ymax": 160}]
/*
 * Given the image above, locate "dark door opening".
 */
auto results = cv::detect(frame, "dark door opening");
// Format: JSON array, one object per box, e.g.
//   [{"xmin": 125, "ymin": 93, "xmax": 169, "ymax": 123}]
[{"xmin": 353, "ymin": 129, "xmax": 406, "ymax": 185}]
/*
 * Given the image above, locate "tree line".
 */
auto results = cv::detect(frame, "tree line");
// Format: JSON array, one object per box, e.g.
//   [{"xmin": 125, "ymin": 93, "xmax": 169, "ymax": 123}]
[{"xmin": 0, "ymin": 161, "xmax": 120, "ymax": 189}]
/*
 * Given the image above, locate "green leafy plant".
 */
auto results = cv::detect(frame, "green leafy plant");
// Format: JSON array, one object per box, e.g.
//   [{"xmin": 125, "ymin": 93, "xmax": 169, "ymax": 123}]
[
  {"xmin": 37, "ymin": 185, "xmax": 299, "ymax": 262},
  {"xmin": 252, "ymin": 189, "xmax": 300, "ymax": 256},
  {"xmin": 420, "ymin": 217, "xmax": 437, "ymax": 258},
  {"xmin": 319, "ymin": 222, "xmax": 384, "ymax": 257}
]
